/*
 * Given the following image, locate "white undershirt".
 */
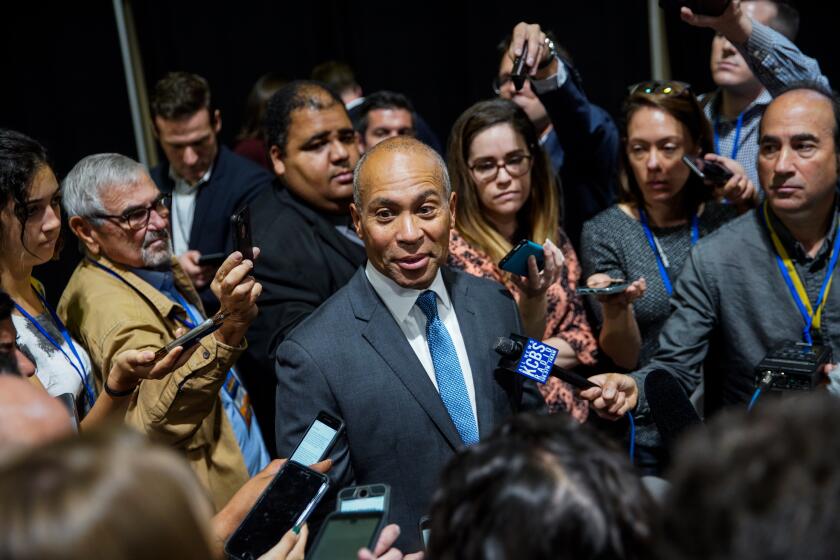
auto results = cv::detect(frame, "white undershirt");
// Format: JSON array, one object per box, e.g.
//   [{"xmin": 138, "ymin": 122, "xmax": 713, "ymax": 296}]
[
  {"xmin": 365, "ymin": 262, "xmax": 477, "ymax": 419},
  {"xmin": 169, "ymin": 165, "xmax": 212, "ymax": 255}
]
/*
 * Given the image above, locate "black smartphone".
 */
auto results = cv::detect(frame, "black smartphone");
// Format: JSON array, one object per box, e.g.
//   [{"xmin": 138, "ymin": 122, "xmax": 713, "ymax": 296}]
[
  {"xmin": 289, "ymin": 411, "xmax": 344, "ymax": 466},
  {"xmin": 230, "ymin": 206, "xmax": 254, "ymax": 261},
  {"xmin": 576, "ymin": 283, "xmax": 629, "ymax": 296},
  {"xmin": 154, "ymin": 315, "xmax": 224, "ymax": 362},
  {"xmin": 682, "ymin": 155, "xmax": 734, "ymax": 186},
  {"xmin": 511, "ymin": 41, "xmax": 529, "ymax": 91},
  {"xmin": 419, "ymin": 516, "xmax": 431, "ymax": 550},
  {"xmin": 225, "ymin": 461, "xmax": 330, "ymax": 560},
  {"xmin": 337, "ymin": 484, "xmax": 390, "ymax": 515},
  {"xmin": 659, "ymin": 0, "xmax": 730, "ymax": 16},
  {"xmin": 307, "ymin": 510, "xmax": 387, "ymax": 560},
  {"xmin": 197, "ymin": 252, "xmax": 226, "ymax": 266},
  {"xmin": 499, "ymin": 239, "xmax": 545, "ymax": 277}
]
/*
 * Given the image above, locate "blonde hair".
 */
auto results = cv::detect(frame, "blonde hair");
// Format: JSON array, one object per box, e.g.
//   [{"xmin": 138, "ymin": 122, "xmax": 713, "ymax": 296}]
[{"xmin": 448, "ymin": 99, "xmax": 559, "ymax": 264}]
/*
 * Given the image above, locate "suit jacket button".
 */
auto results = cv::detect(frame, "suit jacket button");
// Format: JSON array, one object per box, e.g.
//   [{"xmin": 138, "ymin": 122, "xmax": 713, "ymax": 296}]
[{"xmin": 202, "ymin": 350, "xmax": 211, "ymax": 359}]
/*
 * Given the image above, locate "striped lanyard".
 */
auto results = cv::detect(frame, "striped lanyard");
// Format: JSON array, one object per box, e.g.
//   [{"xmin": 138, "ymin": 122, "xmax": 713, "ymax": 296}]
[
  {"xmin": 638, "ymin": 209, "xmax": 699, "ymax": 297},
  {"xmin": 761, "ymin": 202, "xmax": 840, "ymax": 345},
  {"xmin": 12, "ymin": 279, "xmax": 96, "ymax": 407}
]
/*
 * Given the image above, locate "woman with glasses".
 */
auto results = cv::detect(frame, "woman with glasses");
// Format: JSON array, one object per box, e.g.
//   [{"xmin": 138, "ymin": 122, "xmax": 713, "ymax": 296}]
[
  {"xmin": 447, "ymin": 99, "xmax": 596, "ymax": 421},
  {"xmin": 580, "ymin": 82, "xmax": 757, "ymax": 374},
  {"xmin": 0, "ymin": 129, "xmax": 186, "ymax": 428}
]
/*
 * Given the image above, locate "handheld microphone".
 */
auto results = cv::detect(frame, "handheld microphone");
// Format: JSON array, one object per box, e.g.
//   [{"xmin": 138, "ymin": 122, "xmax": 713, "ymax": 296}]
[
  {"xmin": 645, "ymin": 369, "xmax": 702, "ymax": 450},
  {"xmin": 494, "ymin": 335, "xmax": 597, "ymax": 389}
]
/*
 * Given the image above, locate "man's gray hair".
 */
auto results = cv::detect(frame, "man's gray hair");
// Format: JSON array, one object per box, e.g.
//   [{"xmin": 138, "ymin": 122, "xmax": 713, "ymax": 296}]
[
  {"xmin": 61, "ymin": 153, "xmax": 147, "ymax": 220},
  {"xmin": 352, "ymin": 138, "xmax": 451, "ymax": 208}
]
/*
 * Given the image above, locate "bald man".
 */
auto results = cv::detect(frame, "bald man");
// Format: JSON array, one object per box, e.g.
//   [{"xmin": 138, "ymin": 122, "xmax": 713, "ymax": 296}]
[{"xmin": 274, "ymin": 136, "xmax": 544, "ymax": 551}]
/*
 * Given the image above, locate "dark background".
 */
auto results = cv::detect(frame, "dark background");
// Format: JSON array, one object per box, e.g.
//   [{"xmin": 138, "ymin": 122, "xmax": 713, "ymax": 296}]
[{"xmin": 0, "ymin": 0, "xmax": 834, "ymax": 296}]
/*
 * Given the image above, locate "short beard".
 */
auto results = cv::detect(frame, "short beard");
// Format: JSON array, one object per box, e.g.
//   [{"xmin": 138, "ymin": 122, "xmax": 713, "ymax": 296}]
[{"xmin": 141, "ymin": 230, "xmax": 173, "ymax": 268}]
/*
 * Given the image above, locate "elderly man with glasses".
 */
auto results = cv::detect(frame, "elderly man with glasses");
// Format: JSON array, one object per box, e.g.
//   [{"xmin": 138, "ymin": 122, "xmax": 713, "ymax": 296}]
[
  {"xmin": 494, "ymin": 21, "xmax": 620, "ymax": 248},
  {"xmin": 56, "ymin": 153, "xmax": 268, "ymax": 509}
]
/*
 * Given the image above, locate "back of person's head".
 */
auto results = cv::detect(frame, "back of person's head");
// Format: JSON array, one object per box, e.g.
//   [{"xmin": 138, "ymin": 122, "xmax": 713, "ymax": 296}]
[
  {"xmin": 0, "ymin": 374, "xmax": 71, "ymax": 462},
  {"xmin": 659, "ymin": 393, "xmax": 840, "ymax": 560},
  {"xmin": 428, "ymin": 412, "xmax": 654, "ymax": 560},
  {"xmin": 446, "ymin": 98, "xmax": 559, "ymax": 263},
  {"xmin": 236, "ymin": 72, "xmax": 288, "ymax": 141},
  {"xmin": 0, "ymin": 128, "xmax": 51, "ymax": 247},
  {"xmin": 620, "ymin": 84, "xmax": 714, "ymax": 212},
  {"xmin": 0, "ymin": 426, "xmax": 214, "ymax": 560},
  {"xmin": 150, "ymin": 71, "xmax": 213, "ymax": 123},
  {"xmin": 354, "ymin": 90, "xmax": 416, "ymax": 134},
  {"xmin": 263, "ymin": 80, "xmax": 347, "ymax": 157}
]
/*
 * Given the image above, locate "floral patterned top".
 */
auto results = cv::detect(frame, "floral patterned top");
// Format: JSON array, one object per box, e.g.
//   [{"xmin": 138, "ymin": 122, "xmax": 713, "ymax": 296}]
[{"xmin": 447, "ymin": 228, "xmax": 597, "ymax": 421}]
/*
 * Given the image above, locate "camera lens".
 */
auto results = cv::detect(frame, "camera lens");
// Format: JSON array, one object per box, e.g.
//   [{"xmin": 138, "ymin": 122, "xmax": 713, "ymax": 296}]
[{"xmin": 359, "ymin": 489, "xmax": 368, "ymax": 497}]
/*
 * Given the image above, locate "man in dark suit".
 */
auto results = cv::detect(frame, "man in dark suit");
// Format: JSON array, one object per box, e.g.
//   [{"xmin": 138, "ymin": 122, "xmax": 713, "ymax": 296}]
[
  {"xmin": 149, "ymin": 72, "xmax": 273, "ymax": 311},
  {"xmin": 241, "ymin": 81, "xmax": 366, "ymax": 454},
  {"xmin": 275, "ymin": 136, "xmax": 545, "ymax": 551}
]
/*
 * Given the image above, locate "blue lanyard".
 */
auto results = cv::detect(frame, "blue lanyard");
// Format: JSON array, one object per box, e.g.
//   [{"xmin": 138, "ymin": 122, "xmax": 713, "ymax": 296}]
[
  {"xmin": 12, "ymin": 284, "xmax": 96, "ymax": 407},
  {"xmin": 638, "ymin": 210, "xmax": 700, "ymax": 297},
  {"xmin": 87, "ymin": 258, "xmax": 197, "ymax": 329},
  {"xmin": 714, "ymin": 111, "xmax": 745, "ymax": 160},
  {"xmin": 760, "ymin": 205, "xmax": 840, "ymax": 345}
]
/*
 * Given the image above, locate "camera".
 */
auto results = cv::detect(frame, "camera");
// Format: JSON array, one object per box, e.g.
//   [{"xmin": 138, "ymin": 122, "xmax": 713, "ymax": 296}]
[{"xmin": 754, "ymin": 342, "xmax": 832, "ymax": 392}]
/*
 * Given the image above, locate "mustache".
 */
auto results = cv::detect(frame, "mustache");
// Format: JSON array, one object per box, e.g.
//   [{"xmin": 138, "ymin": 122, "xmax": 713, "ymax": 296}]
[{"xmin": 142, "ymin": 229, "xmax": 169, "ymax": 248}]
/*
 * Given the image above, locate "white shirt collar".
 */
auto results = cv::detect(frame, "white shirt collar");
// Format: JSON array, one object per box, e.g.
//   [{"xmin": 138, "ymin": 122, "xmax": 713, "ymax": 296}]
[
  {"xmin": 365, "ymin": 261, "xmax": 451, "ymax": 324},
  {"xmin": 169, "ymin": 162, "xmax": 214, "ymax": 189}
]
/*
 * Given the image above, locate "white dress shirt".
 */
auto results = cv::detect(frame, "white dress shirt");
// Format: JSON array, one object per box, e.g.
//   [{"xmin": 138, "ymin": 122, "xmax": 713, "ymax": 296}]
[
  {"xmin": 365, "ymin": 262, "xmax": 478, "ymax": 419},
  {"xmin": 169, "ymin": 165, "xmax": 212, "ymax": 255}
]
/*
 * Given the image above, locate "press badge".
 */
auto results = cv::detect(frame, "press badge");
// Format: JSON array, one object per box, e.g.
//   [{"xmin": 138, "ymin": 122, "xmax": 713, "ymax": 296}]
[{"xmin": 514, "ymin": 338, "xmax": 558, "ymax": 384}]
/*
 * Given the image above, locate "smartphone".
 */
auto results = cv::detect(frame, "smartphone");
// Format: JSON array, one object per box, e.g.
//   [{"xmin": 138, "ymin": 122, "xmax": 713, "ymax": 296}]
[
  {"xmin": 197, "ymin": 252, "xmax": 226, "ymax": 266},
  {"xmin": 154, "ymin": 315, "xmax": 224, "ymax": 361},
  {"xmin": 307, "ymin": 510, "xmax": 387, "ymax": 560},
  {"xmin": 289, "ymin": 411, "xmax": 344, "ymax": 466},
  {"xmin": 225, "ymin": 461, "xmax": 330, "ymax": 560},
  {"xmin": 510, "ymin": 41, "xmax": 528, "ymax": 91},
  {"xmin": 419, "ymin": 516, "xmax": 431, "ymax": 550},
  {"xmin": 659, "ymin": 0, "xmax": 730, "ymax": 16},
  {"xmin": 337, "ymin": 484, "xmax": 390, "ymax": 514},
  {"xmin": 499, "ymin": 239, "xmax": 544, "ymax": 277},
  {"xmin": 682, "ymin": 155, "xmax": 734, "ymax": 186},
  {"xmin": 230, "ymin": 206, "xmax": 254, "ymax": 261},
  {"xmin": 576, "ymin": 283, "xmax": 629, "ymax": 296}
]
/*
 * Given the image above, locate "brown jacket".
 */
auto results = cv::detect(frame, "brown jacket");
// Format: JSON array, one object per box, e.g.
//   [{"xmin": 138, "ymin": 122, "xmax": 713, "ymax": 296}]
[{"xmin": 58, "ymin": 255, "xmax": 249, "ymax": 509}]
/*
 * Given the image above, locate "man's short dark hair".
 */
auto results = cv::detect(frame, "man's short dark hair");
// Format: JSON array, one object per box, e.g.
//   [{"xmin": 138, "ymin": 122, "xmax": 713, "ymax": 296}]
[
  {"xmin": 263, "ymin": 80, "xmax": 347, "ymax": 157},
  {"xmin": 659, "ymin": 393, "xmax": 840, "ymax": 560},
  {"xmin": 427, "ymin": 412, "xmax": 654, "ymax": 560},
  {"xmin": 0, "ymin": 291, "xmax": 12, "ymax": 322},
  {"xmin": 150, "ymin": 72, "xmax": 212, "ymax": 121},
  {"xmin": 310, "ymin": 61, "xmax": 359, "ymax": 95},
  {"xmin": 762, "ymin": 80, "xmax": 840, "ymax": 154},
  {"xmin": 354, "ymin": 91, "xmax": 416, "ymax": 135}
]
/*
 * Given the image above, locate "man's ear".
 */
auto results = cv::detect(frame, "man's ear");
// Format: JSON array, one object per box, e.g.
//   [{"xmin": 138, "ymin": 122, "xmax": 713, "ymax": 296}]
[
  {"xmin": 270, "ymin": 145, "xmax": 285, "ymax": 177},
  {"xmin": 68, "ymin": 215, "xmax": 100, "ymax": 256},
  {"xmin": 350, "ymin": 202, "xmax": 363, "ymax": 239},
  {"xmin": 212, "ymin": 109, "xmax": 222, "ymax": 134}
]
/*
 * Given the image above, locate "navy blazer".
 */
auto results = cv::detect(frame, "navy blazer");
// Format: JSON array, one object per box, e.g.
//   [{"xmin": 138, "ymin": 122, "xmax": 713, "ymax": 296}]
[{"xmin": 274, "ymin": 266, "xmax": 545, "ymax": 551}]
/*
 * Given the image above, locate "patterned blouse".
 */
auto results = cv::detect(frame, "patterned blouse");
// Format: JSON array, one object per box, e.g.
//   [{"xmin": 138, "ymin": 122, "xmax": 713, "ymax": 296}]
[{"xmin": 447, "ymin": 228, "xmax": 597, "ymax": 422}]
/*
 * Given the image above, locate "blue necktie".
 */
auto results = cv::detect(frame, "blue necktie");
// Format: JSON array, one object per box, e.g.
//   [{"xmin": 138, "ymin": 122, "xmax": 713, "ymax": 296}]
[{"xmin": 415, "ymin": 290, "xmax": 479, "ymax": 445}]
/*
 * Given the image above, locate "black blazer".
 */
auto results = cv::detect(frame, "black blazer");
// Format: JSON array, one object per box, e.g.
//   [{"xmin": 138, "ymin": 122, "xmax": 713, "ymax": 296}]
[
  {"xmin": 274, "ymin": 267, "xmax": 545, "ymax": 551},
  {"xmin": 240, "ymin": 185, "xmax": 366, "ymax": 453}
]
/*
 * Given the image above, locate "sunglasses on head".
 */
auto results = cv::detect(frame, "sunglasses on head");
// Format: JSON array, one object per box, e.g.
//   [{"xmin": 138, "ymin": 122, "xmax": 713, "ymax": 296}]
[{"xmin": 627, "ymin": 80, "xmax": 692, "ymax": 96}]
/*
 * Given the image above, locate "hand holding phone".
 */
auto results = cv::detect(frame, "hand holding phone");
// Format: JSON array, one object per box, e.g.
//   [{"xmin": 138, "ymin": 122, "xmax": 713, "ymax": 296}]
[
  {"xmin": 682, "ymin": 155, "xmax": 734, "ymax": 186},
  {"xmin": 289, "ymin": 411, "xmax": 344, "ymax": 466},
  {"xmin": 499, "ymin": 239, "xmax": 545, "ymax": 277},
  {"xmin": 308, "ymin": 511, "xmax": 387, "ymax": 560},
  {"xmin": 154, "ymin": 314, "xmax": 225, "ymax": 362}
]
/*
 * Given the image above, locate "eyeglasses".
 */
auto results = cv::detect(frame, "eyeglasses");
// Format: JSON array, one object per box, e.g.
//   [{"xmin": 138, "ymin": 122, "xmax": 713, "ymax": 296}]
[
  {"xmin": 627, "ymin": 80, "xmax": 692, "ymax": 96},
  {"xmin": 469, "ymin": 153, "xmax": 533, "ymax": 182},
  {"xmin": 93, "ymin": 193, "xmax": 170, "ymax": 231}
]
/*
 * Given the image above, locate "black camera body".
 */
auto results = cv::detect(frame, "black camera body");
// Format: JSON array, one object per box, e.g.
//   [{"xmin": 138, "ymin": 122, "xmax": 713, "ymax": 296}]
[{"xmin": 754, "ymin": 342, "xmax": 832, "ymax": 392}]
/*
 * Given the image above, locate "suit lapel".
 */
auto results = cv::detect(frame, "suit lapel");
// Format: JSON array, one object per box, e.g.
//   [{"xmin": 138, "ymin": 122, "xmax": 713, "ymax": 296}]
[
  {"xmin": 349, "ymin": 271, "xmax": 463, "ymax": 451},
  {"xmin": 444, "ymin": 268, "xmax": 497, "ymax": 438}
]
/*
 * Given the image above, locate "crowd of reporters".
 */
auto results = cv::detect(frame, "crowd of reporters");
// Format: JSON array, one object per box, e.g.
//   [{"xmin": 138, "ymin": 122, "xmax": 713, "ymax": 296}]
[{"xmin": 3, "ymin": 0, "xmax": 840, "ymax": 558}]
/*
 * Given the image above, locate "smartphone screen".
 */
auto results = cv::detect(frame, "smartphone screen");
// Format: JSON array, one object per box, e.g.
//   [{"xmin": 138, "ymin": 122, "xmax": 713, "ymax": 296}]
[
  {"xmin": 290, "ymin": 412, "xmax": 343, "ymax": 466},
  {"xmin": 338, "ymin": 484, "xmax": 389, "ymax": 513},
  {"xmin": 308, "ymin": 511, "xmax": 384, "ymax": 560},
  {"xmin": 225, "ymin": 461, "xmax": 329, "ymax": 560}
]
